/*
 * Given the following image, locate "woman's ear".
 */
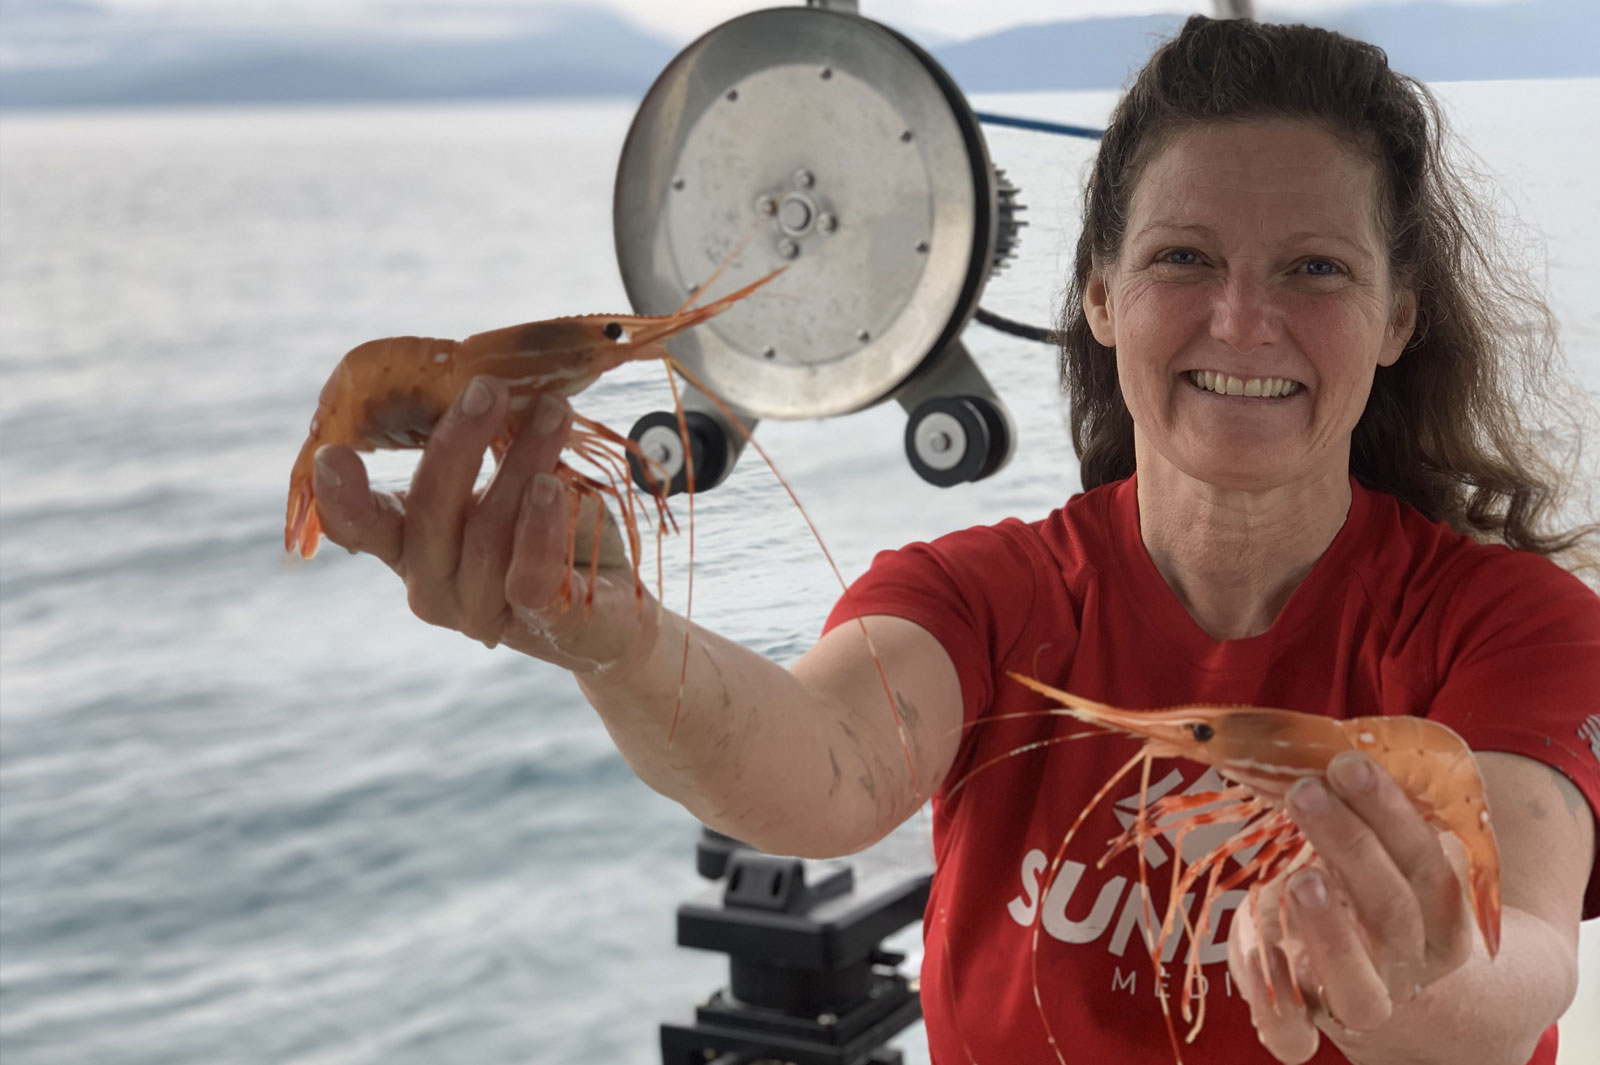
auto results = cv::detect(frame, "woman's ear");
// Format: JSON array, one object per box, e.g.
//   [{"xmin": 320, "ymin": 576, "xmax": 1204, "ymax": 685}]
[
  {"xmin": 1380, "ymin": 286, "xmax": 1418, "ymax": 367},
  {"xmin": 1084, "ymin": 270, "xmax": 1117, "ymax": 348}
]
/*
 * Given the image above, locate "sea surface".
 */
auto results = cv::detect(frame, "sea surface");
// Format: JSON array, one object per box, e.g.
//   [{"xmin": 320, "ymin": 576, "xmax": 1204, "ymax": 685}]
[{"xmin": 2, "ymin": 80, "xmax": 1597, "ymax": 1065}]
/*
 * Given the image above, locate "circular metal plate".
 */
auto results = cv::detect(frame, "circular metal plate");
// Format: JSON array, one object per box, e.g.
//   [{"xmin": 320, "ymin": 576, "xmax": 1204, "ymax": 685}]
[{"xmin": 614, "ymin": 7, "xmax": 992, "ymax": 419}]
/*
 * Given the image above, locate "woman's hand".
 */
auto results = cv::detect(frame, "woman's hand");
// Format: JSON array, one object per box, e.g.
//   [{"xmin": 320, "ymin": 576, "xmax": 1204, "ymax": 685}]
[
  {"xmin": 310, "ymin": 376, "xmax": 659, "ymax": 674},
  {"xmin": 1227, "ymin": 751, "xmax": 1479, "ymax": 1064}
]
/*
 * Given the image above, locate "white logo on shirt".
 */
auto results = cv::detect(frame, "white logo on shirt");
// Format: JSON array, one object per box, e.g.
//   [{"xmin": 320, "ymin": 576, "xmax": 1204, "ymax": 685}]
[
  {"xmin": 1581, "ymin": 715, "xmax": 1600, "ymax": 765},
  {"xmin": 1005, "ymin": 766, "xmax": 1258, "ymax": 968}
]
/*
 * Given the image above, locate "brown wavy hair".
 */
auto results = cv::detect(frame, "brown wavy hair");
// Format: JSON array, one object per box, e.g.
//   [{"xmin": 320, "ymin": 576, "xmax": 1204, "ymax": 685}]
[{"xmin": 1060, "ymin": 15, "xmax": 1597, "ymax": 567}]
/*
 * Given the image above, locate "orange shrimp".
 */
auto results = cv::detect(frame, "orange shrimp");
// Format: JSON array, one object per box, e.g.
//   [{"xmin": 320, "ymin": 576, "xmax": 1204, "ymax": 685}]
[
  {"xmin": 285, "ymin": 266, "xmax": 783, "ymax": 561},
  {"xmin": 1003, "ymin": 673, "xmax": 1501, "ymax": 1065}
]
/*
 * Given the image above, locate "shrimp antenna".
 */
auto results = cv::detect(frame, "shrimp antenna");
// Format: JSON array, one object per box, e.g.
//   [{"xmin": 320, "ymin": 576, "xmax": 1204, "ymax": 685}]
[{"xmin": 670, "ymin": 219, "xmax": 769, "ymax": 317}]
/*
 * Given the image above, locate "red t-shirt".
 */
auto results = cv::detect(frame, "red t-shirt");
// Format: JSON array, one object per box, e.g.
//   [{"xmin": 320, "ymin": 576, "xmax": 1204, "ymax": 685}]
[{"xmin": 825, "ymin": 476, "xmax": 1600, "ymax": 1065}]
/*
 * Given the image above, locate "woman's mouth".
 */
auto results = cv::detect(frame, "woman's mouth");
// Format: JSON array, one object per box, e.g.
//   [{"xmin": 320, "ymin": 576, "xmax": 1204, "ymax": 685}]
[{"xmin": 1186, "ymin": 370, "xmax": 1302, "ymax": 398}]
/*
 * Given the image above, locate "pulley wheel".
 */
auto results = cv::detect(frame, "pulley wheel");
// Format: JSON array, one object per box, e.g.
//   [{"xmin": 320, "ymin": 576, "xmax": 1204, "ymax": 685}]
[
  {"xmin": 614, "ymin": 5, "xmax": 996, "ymax": 420},
  {"xmin": 628, "ymin": 410, "xmax": 731, "ymax": 497},
  {"xmin": 904, "ymin": 396, "xmax": 993, "ymax": 487}
]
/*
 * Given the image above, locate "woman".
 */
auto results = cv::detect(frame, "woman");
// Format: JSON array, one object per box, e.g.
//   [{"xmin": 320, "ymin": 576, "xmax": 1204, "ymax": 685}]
[{"xmin": 309, "ymin": 17, "xmax": 1600, "ymax": 1065}]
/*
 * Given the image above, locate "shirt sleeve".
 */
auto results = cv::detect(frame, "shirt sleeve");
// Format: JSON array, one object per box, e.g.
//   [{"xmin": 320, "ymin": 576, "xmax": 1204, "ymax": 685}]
[
  {"xmin": 1425, "ymin": 551, "xmax": 1600, "ymax": 918},
  {"xmin": 822, "ymin": 519, "xmax": 1052, "ymax": 727}
]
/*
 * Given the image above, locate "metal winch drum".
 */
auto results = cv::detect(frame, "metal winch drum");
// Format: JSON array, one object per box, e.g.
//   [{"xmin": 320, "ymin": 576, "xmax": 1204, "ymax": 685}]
[{"xmin": 613, "ymin": 0, "xmax": 1028, "ymax": 493}]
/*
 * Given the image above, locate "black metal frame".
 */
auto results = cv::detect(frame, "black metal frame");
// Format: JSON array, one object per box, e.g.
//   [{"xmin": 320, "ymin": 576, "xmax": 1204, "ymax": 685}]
[{"xmin": 660, "ymin": 830, "xmax": 931, "ymax": 1065}]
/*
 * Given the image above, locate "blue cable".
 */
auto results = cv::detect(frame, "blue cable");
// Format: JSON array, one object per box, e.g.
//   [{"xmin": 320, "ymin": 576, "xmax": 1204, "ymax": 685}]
[{"xmin": 974, "ymin": 111, "xmax": 1103, "ymax": 140}]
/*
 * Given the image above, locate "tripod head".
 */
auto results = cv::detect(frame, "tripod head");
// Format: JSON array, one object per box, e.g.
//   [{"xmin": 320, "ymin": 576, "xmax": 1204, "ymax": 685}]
[{"xmin": 660, "ymin": 826, "xmax": 931, "ymax": 1065}]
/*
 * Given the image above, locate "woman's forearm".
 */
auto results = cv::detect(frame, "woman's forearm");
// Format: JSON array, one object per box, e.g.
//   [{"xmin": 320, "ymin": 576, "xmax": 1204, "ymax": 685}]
[
  {"xmin": 574, "ymin": 607, "xmax": 917, "ymax": 858},
  {"xmin": 1332, "ymin": 906, "xmax": 1578, "ymax": 1065}
]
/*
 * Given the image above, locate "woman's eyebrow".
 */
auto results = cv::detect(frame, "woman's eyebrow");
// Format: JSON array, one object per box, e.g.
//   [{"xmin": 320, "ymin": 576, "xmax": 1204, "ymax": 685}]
[
  {"xmin": 1132, "ymin": 221, "xmax": 1376, "ymax": 259},
  {"xmin": 1282, "ymin": 230, "xmax": 1373, "ymax": 256},
  {"xmin": 1131, "ymin": 220, "xmax": 1214, "ymax": 241}
]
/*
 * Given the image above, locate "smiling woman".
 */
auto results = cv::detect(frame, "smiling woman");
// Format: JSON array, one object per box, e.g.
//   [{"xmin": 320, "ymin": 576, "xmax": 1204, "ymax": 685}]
[{"xmin": 933, "ymin": 16, "xmax": 1600, "ymax": 1064}]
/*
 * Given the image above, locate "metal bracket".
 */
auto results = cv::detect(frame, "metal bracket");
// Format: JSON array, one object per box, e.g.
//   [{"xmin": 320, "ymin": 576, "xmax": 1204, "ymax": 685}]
[
  {"xmin": 894, "ymin": 340, "xmax": 1016, "ymax": 484},
  {"xmin": 892, "ymin": 339, "xmax": 1002, "ymax": 416}
]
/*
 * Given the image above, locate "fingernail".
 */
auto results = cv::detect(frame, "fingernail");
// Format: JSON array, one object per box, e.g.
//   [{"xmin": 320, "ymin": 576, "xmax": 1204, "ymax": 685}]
[
  {"xmin": 1330, "ymin": 752, "xmax": 1373, "ymax": 794},
  {"xmin": 1290, "ymin": 777, "xmax": 1329, "ymax": 815},
  {"xmin": 532, "ymin": 394, "xmax": 566, "ymax": 435},
  {"xmin": 1291, "ymin": 870, "xmax": 1328, "ymax": 910},
  {"xmin": 459, "ymin": 377, "xmax": 493, "ymax": 418},
  {"xmin": 527, "ymin": 472, "xmax": 560, "ymax": 507},
  {"xmin": 313, "ymin": 448, "xmax": 341, "ymax": 488}
]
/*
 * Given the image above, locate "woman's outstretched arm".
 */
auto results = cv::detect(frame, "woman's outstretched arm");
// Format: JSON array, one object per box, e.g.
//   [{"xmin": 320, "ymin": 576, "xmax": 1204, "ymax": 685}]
[{"xmin": 313, "ymin": 375, "xmax": 964, "ymax": 858}]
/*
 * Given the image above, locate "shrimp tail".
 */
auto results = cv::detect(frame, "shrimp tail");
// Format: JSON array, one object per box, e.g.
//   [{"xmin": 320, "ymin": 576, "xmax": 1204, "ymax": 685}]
[
  {"xmin": 286, "ymin": 439, "xmax": 324, "ymax": 559},
  {"xmin": 1468, "ymin": 848, "xmax": 1503, "ymax": 957}
]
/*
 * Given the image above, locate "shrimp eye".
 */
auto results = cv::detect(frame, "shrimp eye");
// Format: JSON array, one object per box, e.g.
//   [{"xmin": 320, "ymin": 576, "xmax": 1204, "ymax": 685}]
[
  {"xmin": 603, "ymin": 321, "xmax": 624, "ymax": 341},
  {"xmin": 1190, "ymin": 723, "xmax": 1215, "ymax": 742}
]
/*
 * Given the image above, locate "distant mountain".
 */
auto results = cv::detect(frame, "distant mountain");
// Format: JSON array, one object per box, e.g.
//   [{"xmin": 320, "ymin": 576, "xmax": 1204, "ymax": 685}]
[
  {"xmin": 930, "ymin": 0, "xmax": 1596, "ymax": 93},
  {"xmin": 0, "ymin": 2, "xmax": 680, "ymax": 107},
  {"xmin": 1, "ymin": 0, "xmax": 1595, "ymax": 110},
  {"xmin": 1303, "ymin": 0, "xmax": 1597, "ymax": 82},
  {"xmin": 931, "ymin": 13, "xmax": 1186, "ymax": 93}
]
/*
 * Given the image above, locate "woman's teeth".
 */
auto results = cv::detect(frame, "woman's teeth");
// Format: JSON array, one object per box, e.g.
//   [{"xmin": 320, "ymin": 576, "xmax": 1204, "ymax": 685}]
[{"xmin": 1188, "ymin": 370, "xmax": 1301, "ymax": 398}]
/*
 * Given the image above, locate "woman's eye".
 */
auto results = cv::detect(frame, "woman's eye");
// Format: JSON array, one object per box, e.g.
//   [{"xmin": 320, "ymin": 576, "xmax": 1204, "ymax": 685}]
[
  {"xmin": 1301, "ymin": 258, "xmax": 1341, "ymax": 276},
  {"xmin": 1161, "ymin": 249, "xmax": 1201, "ymax": 266}
]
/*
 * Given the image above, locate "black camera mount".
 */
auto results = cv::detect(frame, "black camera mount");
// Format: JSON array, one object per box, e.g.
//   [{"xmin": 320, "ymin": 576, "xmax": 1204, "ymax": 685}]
[{"xmin": 659, "ymin": 828, "xmax": 932, "ymax": 1065}]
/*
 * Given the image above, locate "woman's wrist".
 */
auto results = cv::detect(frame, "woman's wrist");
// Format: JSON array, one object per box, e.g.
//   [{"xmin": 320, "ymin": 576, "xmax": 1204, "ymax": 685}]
[{"xmin": 1325, "ymin": 907, "xmax": 1574, "ymax": 1065}]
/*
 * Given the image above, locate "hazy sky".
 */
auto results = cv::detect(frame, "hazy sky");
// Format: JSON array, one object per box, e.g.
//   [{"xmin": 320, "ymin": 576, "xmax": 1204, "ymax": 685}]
[{"xmin": 83, "ymin": 0, "xmax": 1530, "ymax": 44}]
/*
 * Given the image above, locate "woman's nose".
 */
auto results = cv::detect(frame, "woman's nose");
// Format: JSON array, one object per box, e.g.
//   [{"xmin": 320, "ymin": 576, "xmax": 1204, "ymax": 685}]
[{"xmin": 1210, "ymin": 271, "xmax": 1279, "ymax": 354}]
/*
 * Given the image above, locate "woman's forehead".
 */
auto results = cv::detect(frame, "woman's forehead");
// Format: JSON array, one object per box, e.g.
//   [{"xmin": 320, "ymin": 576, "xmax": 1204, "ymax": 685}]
[{"xmin": 1127, "ymin": 119, "xmax": 1383, "ymax": 244}]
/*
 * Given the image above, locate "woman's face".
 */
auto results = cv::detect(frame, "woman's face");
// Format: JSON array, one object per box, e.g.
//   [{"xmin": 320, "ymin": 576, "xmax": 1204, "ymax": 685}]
[{"xmin": 1083, "ymin": 119, "xmax": 1416, "ymax": 494}]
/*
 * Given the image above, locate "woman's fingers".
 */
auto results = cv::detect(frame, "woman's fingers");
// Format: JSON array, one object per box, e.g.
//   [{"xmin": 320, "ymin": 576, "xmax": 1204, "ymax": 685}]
[
  {"xmin": 313, "ymin": 444, "xmax": 404, "ymax": 568},
  {"xmin": 1230, "ymin": 897, "xmax": 1321, "ymax": 1064},
  {"xmin": 1282, "ymin": 866, "xmax": 1392, "ymax": 1030},
  {"xmin": 310, "ymin": 379, "xmax": 639, "ymax": 665},
  {"xmin": 1323, "ymin": 752, "xmax": 1472, "ymax": 976},
  {"xmin": 1287, "ymin": 754, "xmax": 1470, "ymax": 1003},
  {"xmin": 458, "ymin": 395, "xmax": 572, "ymax": 642},
  {"xmin": 507, "ymin": 472, "xmax": 579, "ymax": 623},
  {"xmin": 404, "ymin": 377, "xmax": 504, "ymax": 586}
]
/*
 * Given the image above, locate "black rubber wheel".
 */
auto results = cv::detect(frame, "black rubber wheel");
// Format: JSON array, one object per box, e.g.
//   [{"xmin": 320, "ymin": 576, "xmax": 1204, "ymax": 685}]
[
  {"xmin": 966, "ymin": 394, "xmax": 1012, "ymax": 481},
  {"xmin": 903, "ymin": 396, "xmax": 991, "ymax": 487},
  {"xmin": 627, "ymin": 410, "xmax": 730, "ymax": 496}
]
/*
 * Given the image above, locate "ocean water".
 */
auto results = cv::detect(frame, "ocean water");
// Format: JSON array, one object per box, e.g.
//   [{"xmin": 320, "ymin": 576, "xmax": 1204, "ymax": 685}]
[{"xmin": 1, "ymin": 80, "xmax": 1597, "ymax": 1065}]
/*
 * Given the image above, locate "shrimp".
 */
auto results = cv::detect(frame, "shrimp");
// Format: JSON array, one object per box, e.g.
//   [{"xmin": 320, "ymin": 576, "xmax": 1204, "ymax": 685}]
[
  {"xmin": 1003, "ymin": 673, "xmax": 1501, "ymax": 1065},
  {"xmin": 284, "ymin": 266, "xmax": 783, "ymax": 575}
]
